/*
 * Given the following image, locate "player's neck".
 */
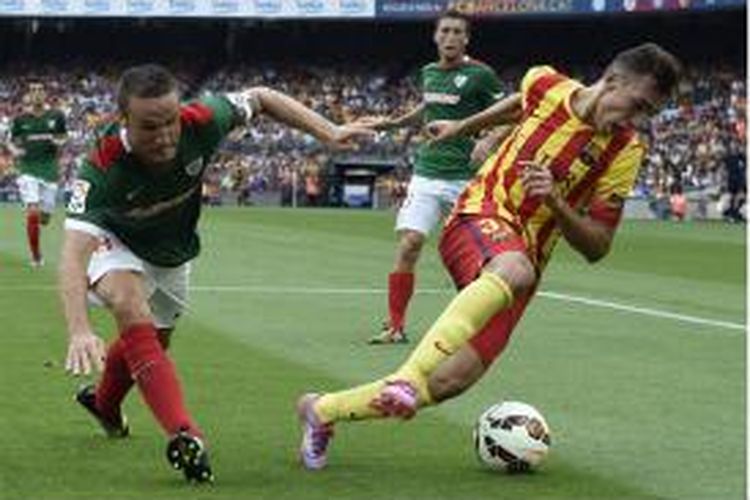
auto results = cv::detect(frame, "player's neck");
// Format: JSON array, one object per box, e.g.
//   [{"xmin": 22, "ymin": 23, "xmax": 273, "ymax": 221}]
[
  {"xmin": 438, "ymin": 54, "xmax": 467, "ymax": 69},
  {"xmin": 570, "ymin": 82, "xmax": 605, "ymax": 130}
]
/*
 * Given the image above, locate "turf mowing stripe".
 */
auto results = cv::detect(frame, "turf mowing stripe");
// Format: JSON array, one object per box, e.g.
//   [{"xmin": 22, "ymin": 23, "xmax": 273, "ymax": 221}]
[{"xmin": 4, "ymin": 284, "xmax": 744, "ymax": 332}]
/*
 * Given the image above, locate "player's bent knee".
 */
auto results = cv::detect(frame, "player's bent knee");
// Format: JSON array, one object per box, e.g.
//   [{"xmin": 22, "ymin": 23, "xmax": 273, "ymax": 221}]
[
  {"xmin": 485, "ymin": 251, "xmax": 536, "ymax": 297},
  {"xmin": 96, "ymin": 273, "xmax": 153, "ymax": 328},
  {"xmin": 397, "ymin": 231, "xmax": 425, "ymax": 265},
  {"xmin": 109, "ymin": 295, "xmax": 152, "ymax": 329}
]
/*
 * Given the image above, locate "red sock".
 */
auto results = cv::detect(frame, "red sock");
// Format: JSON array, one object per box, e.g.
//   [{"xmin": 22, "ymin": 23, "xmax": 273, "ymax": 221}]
[
  {"xmin": 388, "ymin": 272, "xmax": 415, "ymax": 330},
  {"xmin": 121, "ymin": 323, "xmax": 201, "ymax": 437},
  {"xmin": 95, "ymin": 337, "xmax": 134, "ymax": 422},
  {"xmin": 26, "ymin": 212, "xmax": 41, "ymax": 261}
]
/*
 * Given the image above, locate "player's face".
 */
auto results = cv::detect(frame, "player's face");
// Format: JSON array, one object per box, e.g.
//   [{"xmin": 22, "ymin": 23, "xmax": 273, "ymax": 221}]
[
  {"xmin": 27, "ymin": 83, "xmax": 46, "ymax": 107},
  {"xmin": 594, "ymin": 73, "xmax": 664, "ymax": 133},
  {"xmin": 124, "ymin": 92, "xmax": 181, "ymax": 166},
  {"xmin": 434, "ymin": 18, "xmax": 469, "ymax": 62}
]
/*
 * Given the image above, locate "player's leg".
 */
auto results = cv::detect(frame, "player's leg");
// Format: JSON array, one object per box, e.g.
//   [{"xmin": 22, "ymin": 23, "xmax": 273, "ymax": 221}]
[
  {"xmin": 427, "ymin": 289, "xmax": 534, "ymax": 402},
  {"xmin": 95, "ymin": 269, "xmax": 201, "ymax": 432},
  {"xmin": 81, "ymin": 234, "xmax": 210, "ymax": 481},
  {"xmin": 17, "ymin": 175, "xmax": 43, "ymax": 265},
  {"xmin": 371, "ymin": 175, "xmax": 443, "ymax": 344},
  {"xmin": 299, "ymin": 216, "xmax": 535, "ymax": 468},
  {"xmin": 38, "ymin": 179, "xmax": 57, "ymax": 226},
  {"xmin": 372, "ymin": 229, "xmax": 423, "ymax": 343},
  {"xmin": 141, "ymin": 261, "xmax": 212, "ymax": 483},
  {"xmin": 95, "ymin": 269, "xmax": 211, "ymax": 482},
  {"xmin": 377, "ymin": 216, "xmax": 534, "ymax": 408}
]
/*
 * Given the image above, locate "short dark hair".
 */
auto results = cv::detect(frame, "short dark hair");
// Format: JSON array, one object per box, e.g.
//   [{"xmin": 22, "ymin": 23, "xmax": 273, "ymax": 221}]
[
  {"xmin": 436, "ymin": 8, "xmax": 471, "ymax": 36},
  {"xmin": 117, "ymin": 64, "xmax": 178, "ymax": 114},
  {"xmin": 606, "ymin": 43, "xmax": 683, "ymax": 97}
]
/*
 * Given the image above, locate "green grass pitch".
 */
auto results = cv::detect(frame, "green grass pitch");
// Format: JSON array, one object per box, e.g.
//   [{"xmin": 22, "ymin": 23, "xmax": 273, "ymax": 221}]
[{"xmin": 0, "ymin": 206, "xmax": 744, "ymax": 499}]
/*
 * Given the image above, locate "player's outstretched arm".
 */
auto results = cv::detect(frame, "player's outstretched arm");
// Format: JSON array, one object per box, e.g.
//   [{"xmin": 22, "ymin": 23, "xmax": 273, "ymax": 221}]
[
  {"xmin": 426, "ymin": 93, "xmax": 522, "ymax": 143},
  {"xmin": 59, "ymin": 229, "xmax": 106, "ymax": 375},
  {"xmin": 349, "ymin": 103, "xmax": 425, "ymax": 132},
  {"xmin": 247, "ymin": 87, "xmax": 375, "ymax": 149}
]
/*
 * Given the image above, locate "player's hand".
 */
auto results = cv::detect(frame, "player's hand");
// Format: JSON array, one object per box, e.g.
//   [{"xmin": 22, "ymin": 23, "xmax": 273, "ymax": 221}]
[
  {"xmin": 425, "ymin": 120, "xmax": 462, "ymax": 144},
  {"xmin": 326, "ymin": 125, "xmax": 377, "ymax": 151},
  {"xmin": 348, "ymin": 116, "xmax": 391, "ymax": 131},
  {"xmin": 519, "ymin": 160, "xmax": 561, "ymax": 206},
  {"xmin": 471, "ymin": 135, "xmax": 498, "ymax": 166},
  {"xmin": 65, "ymin": 331, "xmax": 106, "ymax": 376}
]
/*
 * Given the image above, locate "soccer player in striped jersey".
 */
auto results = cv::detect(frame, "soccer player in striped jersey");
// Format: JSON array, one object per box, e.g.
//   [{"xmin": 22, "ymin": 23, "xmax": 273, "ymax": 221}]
[
  {"xmin": 353, "ymin": 10, "xmax": 506, "ymax": 344},
  {"xmin": 59, "ymin": 64, "xmax": 372, "ymax": 483},
  {"xmin": 10, "ymin": 82, "xmax": 67, "ymax": 267},
  {"xmin": 297, "ymin": 43, "xmax": 681, "ymax": 470}
]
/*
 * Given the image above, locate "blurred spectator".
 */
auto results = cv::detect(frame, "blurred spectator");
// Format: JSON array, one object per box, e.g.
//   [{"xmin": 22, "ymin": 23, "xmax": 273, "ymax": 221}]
[
  {"xmin": 0, "ymin": 62, "xmax": 744, "ymax": 217},
  {"xmin": 669, "ymin": 184, "xmax": 688, "ymax": 221}
]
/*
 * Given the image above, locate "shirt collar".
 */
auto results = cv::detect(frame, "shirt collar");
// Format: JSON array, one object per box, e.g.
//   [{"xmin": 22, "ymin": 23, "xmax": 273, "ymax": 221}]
[{"xmin": 120, "ymin": 126, "xmax": 133, "ymax": 153}]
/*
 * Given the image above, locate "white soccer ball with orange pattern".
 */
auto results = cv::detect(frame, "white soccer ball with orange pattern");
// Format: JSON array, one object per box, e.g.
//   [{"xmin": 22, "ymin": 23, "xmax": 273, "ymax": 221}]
[{"xmin": 473, "ymin": 401, "xmax": 551, "ymax": 472}]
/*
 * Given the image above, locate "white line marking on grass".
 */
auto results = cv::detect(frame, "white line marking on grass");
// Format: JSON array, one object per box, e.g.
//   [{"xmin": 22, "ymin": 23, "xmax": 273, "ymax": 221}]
[
  {"xmin": 4, "ymin": 284, "xmax": 744, "ymax": 332},
  {"xmin": 537, "ymin": 291, "xmax": 746, "ymax": 332}
]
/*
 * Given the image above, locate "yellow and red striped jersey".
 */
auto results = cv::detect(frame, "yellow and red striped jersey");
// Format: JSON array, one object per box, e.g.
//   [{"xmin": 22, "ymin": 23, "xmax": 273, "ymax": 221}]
[{"xmin": 453, "ymin": 65, "xmax": 646, "ymax": 271}]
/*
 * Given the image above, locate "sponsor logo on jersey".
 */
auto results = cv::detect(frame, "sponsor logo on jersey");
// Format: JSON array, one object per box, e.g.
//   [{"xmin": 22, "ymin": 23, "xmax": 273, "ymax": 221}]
[
  {"xmin": 67, "ymin": 179, "xmax": 91, "ymax": 214},
  {"xmin": 424, "ymin": 92, "xmax": 461, "ymax": 105},
  {"xmin": 124, "ymin": 184, "xmax": 199, "ymax": 219},
  {"xmin": 184, "ymin": 158, "xmax": 203, "ymax": 176},
  {"xmin": 579, "ymin": 141, "xmax": 605, "ymax": 169}
]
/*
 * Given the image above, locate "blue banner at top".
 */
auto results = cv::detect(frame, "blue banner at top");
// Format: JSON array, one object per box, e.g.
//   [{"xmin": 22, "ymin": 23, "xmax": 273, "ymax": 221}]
[{"xmin": 376, "ymin": 0, "xmax": 745, "ymax": 18}]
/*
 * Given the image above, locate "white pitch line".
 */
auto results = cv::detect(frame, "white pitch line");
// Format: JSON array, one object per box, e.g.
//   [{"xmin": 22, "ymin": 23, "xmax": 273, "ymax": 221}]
[
  {"xmin": 536, "ymin": 291, "xmax": 746, "ymax": 332},
  {"xmin": 3, "ymin": 284, "xmax": 744, "ymax": 332}
]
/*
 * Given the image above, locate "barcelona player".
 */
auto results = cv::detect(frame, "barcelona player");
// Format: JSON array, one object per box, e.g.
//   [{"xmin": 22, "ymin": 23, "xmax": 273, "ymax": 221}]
[{"xmin": 297, "ymin": 43, "xmax": 682, "ymax": 470}]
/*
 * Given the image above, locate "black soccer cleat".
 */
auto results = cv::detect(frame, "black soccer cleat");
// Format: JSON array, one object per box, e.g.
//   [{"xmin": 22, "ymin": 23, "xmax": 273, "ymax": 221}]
[
  {"xmin": 166, "ymin": 430, "xmax": 214, "ymax": 484},
  {"xmin": 75, "ymin": 384, "xmax": 130, "ymax": 438}
]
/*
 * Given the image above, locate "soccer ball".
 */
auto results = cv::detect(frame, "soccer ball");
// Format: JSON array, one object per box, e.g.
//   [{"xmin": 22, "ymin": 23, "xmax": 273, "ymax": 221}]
[{"xmin": 473, "ymin": 401, "xmax": 551, "ymax": 472}]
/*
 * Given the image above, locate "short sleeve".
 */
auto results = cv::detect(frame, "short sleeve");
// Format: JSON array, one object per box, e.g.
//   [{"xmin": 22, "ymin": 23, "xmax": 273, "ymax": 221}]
[
  {"xmin": 592, "ymin": 139, "xmax": 646, "ymax": 202},
  {"xmin": 65, "ymin": 161, "xmax": 109, "ymax": 228},
  {"xmin": 520, "ymin": 65, "xmax": 558, "ymax": 113}
]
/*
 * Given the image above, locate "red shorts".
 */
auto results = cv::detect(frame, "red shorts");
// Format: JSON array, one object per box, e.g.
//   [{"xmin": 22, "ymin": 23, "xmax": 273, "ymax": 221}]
[{"xmin": 438, "ymin": 215, "xmax": 536, "ymax": 366}]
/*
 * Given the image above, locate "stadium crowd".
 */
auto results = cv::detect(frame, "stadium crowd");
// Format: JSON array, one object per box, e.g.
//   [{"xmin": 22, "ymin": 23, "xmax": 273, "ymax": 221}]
[{"xmin": 0, "ymin": 62, "xmax": 745, "ymax": 218}]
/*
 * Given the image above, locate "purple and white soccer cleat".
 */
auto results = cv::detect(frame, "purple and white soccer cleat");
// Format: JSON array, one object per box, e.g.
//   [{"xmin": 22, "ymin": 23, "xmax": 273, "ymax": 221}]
[
  {"xmin": 297, "ymin": 393, "xmax": 335, "ymax": 470},
  {"xmin": 369, "ymin": 380, "xmax": 419, "ymax": 420}
]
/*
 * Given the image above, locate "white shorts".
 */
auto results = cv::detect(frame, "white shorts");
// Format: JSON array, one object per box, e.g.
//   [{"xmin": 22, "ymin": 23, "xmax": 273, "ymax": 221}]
[
  {"xmin": 17, "ymin": 174, "xmax": 58, "ymax": 213},
  {"xmin": 65, "ymin": 219, "xmax": 191, "ymax": 330},
  {"xmin": 395, "ymin": 174, "xmax": 469, "ymax": 236}
]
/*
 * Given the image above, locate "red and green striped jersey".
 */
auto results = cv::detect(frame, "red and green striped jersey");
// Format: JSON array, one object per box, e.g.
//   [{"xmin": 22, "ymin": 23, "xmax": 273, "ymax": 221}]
[
  {"xmin": 66, "ymin": 94, "xmax": 240, "ymax": 267},
  {"xmin": 454, "ymin": 66, "xmax": 646, "ymax": 271},
  {"xmin": 416, "ymin": 57, "xmax": 502, "ymax": 180},
  {"xmin": 11, "ymin": 109, "xmax": 67, "ymax": 182}
]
